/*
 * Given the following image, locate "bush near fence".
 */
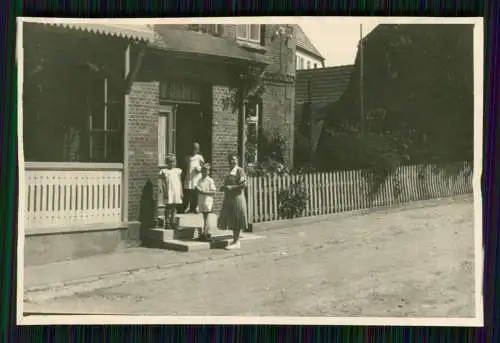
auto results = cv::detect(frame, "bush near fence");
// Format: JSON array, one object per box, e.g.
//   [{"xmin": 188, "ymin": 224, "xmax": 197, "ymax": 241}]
[{"xmin": 246, "ymin": 162, "xmax": 473, "ymax": 224}]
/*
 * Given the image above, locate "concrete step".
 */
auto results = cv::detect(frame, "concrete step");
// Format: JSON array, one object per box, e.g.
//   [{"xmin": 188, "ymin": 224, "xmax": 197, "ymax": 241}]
[
  {"xmin": 143, "ymin": 233, "xmax": 265, "ymax": 252},
  {"xmin": 145, "ymin": 227, "xmax": 234, "ymax": 242},
  {"xmin": 146, "ymin": 213, "xmax": 264, "ymax": 252}
]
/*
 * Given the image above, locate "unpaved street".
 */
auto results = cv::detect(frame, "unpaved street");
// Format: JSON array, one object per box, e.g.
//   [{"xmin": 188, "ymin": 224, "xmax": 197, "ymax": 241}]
[{"xmin": 25, "ymin": 196, "xmax": 476, "ymax": 317}]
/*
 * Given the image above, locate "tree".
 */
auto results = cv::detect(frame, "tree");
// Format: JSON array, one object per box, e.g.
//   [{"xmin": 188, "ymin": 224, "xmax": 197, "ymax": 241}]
[{"xmin": 316, "ymin": 24, "xmax": 474, "ymax": 171}]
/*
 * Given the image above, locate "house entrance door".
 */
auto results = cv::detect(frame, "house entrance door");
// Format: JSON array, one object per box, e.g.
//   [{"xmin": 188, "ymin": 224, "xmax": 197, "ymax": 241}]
[{"xmin": 176, "ymin": 103, "xmax": 211, "ymax": 171}]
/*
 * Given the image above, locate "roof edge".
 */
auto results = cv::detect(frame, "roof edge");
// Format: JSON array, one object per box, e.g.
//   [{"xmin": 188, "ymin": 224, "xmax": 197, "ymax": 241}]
[
  {"xmin": 296, "ymin": 45, "xmax": 325, "ymax": 61},
  {"xmin": 39, "ymin": 22, "xmax": 156, "ymax": 42}
]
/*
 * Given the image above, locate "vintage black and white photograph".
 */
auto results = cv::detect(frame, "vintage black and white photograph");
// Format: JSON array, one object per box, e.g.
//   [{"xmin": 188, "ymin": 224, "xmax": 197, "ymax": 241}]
[{"xmin": 17, "ymin": 17, "xmax": 483, "ymax": 325}]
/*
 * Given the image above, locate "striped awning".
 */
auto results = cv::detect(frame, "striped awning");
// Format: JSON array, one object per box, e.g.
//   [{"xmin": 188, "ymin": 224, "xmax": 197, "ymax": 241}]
[{"xmin": 30, "ymin": 19, "xmax": 156, "ymax": 42}]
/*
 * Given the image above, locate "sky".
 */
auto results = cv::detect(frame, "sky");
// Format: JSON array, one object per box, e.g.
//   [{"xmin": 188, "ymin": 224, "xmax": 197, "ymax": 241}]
[{"xmin": 299, "ymin": 21, "xmax": 378, "ymax": 67}]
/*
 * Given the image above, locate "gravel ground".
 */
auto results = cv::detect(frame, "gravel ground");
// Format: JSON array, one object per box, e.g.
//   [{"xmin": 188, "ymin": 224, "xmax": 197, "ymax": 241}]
[{"xmin": 24, "ymin": 195, "xmax": 476, "ymax": 318}]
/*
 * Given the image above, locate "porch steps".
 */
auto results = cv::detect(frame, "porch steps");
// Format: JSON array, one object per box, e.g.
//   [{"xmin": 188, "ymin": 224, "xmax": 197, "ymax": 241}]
[{"xmin": 142, "ymin": 214, "xmax": 264, "ymax": 252}]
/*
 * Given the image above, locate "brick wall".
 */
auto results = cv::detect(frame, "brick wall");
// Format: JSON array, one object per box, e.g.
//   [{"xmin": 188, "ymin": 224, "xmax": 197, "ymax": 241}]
[
  {"xmin": 211, "ymin": 85, "xmax": 238, "ymax": 211},
  {"xmin": 260, "ymin": 25, "xmax": 297, "ymax": 167},
  {"xmin": 219, "ymin": 24, "xmax": 297, "ymax": 167},
  {"xmin": 127, "ymin": 81, "xmax": 160, "ymax": 223},
  {"xmin": 261, "ymin": 24, "xmax": 296, "ymax": 77},
  {"xmin": 261, "ymin": 81, "xmax": 296, "ymax": 166}
]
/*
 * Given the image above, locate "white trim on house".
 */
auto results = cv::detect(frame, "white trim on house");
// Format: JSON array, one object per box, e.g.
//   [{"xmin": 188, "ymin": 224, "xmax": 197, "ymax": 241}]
[{"xmin": 296, "ymin": 50, "xmax": 323, "ymax": 71}]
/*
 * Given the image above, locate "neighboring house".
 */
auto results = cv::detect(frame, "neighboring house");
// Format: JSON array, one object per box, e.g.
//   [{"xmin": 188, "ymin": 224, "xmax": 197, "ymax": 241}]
[
  {"xmin": 294, "ymin": 65, "xmax": 353, "ymax": 166},
  {"xmin": 22, "ymin": 22, "xmax": 297, "ymax": 265},
  {"xmin": 294, "ymin": 25, "xmax": 325, "ymax": 70}
]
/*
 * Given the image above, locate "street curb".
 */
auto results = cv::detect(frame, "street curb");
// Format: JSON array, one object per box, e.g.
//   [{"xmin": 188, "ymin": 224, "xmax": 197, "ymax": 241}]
[{"xmin": 250, "ymin": 195, "xmax": 472, "ymax": 233}]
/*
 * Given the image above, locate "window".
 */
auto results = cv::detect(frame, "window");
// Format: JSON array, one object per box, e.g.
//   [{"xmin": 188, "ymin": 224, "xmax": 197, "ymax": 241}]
[
  {"xmin": 88, "ymin": 75, "xmax": 123, "ymax": 163},
  {"xmin": 245, "ymin": 101, "xmax": 261, "ymax": 165},
  {"xmin": 199, "ymin": 24, "xmax": 223, "ymax": 36},
  {"xmin": 158, "ymin": 105, "xmax": 177, "ymax": 166},
  {"xmin": 296, "ymin": 56, "xmax": 299, "ymax": 70},
  {"xmin": 299, "ymin": 57, "xmax": 304, "ymax": 70},
  {"xmin": 314, "ymin": 63, "xmax": 317, "ymax": 69},
  {"xmin": 307, "ymin": 61, "xmax": 311, "ymax": 70},
  {"xmin": 236, "ymin": 24, "xmax": 261, "ymax": 43}
]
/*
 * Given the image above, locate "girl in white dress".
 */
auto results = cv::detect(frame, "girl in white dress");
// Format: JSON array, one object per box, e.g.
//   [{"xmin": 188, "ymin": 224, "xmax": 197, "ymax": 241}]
[
  {"xmin": 184, "ymin": 142, "xmax": 205, "ymax": 213},
  {"xmin": 195, "ymin": 163, "xmax": 216, "ymax": 241},
  {"xmin": 158, "ymin": 155, "xmax": 183, "ymax": 230}
]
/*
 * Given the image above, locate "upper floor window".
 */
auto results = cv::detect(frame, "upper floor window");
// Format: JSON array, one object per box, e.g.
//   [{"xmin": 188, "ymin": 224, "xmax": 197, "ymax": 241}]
[
  {"xmin": 236, "ymin": 24, "xmax": 261, "ymax": 44},
  {"xmin": 188, "ymin": 24, "xmax": 223, "ymax": 37}
]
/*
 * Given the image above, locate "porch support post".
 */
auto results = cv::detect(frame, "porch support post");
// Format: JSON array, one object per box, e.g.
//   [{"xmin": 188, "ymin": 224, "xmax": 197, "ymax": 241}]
[
  {"xmin": 125, "ymin": 44, "xmax": 146, "ymax": 95},
  {"xmin": 123, "ymin": 43, "xmax": 131, "ymax": 224}
]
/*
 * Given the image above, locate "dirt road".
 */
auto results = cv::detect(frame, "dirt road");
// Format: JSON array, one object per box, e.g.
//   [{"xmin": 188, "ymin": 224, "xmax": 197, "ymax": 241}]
[{"xmin": 25, "ymin": 196, "xmax": 476, "ymax": 317}]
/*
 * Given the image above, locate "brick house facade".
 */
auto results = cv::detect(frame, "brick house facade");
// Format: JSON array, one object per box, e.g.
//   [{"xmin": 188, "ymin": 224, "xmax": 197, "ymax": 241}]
[{"xmin": 126, "ymin": 24, "xmax": 298, "ymax": 233}]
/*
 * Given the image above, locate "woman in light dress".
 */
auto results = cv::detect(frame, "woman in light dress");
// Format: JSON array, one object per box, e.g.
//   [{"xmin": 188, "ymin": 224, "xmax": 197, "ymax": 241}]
[
  {"xmin": 218, "ymin": 154, "xmax": 249, "ymax": 250},
  {"xmin": 158, "ymin": 155, "xmax": 183, "ymax": 230},
  {"xmin": 184, "ymin": 142, "xmax": 205, "ymax": 213}
]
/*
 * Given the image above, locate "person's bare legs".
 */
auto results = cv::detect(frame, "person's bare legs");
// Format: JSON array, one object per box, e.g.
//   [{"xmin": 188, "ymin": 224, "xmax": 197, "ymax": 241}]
[
  {"xmin": 225, "ymin": 228, "xmax": 241, "ymax": 250},
  {"xmin": 202, "ymin": 212, "xmax": 208, "ymax": 234},
  {"xmin": 202, "ymin": 212, "xmax": 211, "ymax": 240},
  {"xmin": 233, "ymin": 228, "xmax": 240, "ymax": 243},
  {"xmin": 169, "ymin": 205, "xmax": 177, "ymax": 230}
]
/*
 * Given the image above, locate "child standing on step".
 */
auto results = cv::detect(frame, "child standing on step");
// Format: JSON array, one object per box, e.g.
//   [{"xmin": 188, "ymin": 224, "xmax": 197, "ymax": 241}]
[
  {"xmin": 195, "ymin": 163, "xmax": 216, "ymax": 241},
  {"xmin": 159, "ymin": 155, "xmax": 183, "ymax": 230}
]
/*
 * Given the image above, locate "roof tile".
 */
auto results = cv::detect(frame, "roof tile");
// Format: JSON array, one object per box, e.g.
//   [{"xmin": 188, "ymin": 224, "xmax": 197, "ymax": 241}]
[
  {"xmin": 296, "ymin": 65, "xmax": 354, "ymax": 104},
  {"xmin": 149, "ymin": 25, "xmax": 268, "ymax": 65},
  {"xmin": 294, "ymin": 25, "xmax": 324, "ymax": 60}
]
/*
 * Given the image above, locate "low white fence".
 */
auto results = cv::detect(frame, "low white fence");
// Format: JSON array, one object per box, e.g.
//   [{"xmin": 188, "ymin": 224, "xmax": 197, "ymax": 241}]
[
  {"xmin": 247, "ymin": 162, "xmax": 473, "ymax": 223},
  {"xmin": 24, "ymin": 162, "xmax": 124, "ymax": 233}
]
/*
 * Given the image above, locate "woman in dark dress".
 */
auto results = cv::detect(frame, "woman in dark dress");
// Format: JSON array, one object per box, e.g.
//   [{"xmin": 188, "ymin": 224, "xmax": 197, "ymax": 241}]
[{"xmin": 218, "ymin": 154, "xmax": 248, "ymax": 250}]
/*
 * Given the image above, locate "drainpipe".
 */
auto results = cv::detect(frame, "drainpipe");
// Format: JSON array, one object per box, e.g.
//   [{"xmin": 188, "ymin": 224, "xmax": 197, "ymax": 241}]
[
  {"xmin": 123, "ymin": 44, "xmax": 131, "ymax": 225},
  {"xmin": 239, "ymin": 73, "xmax": 246, "ymax": 168}
]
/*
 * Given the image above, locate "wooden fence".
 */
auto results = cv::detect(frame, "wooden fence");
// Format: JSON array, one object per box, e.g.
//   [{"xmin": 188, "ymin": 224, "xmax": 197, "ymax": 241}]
[
  {"xmin": 24, "ymin": 162, "xmax": 124, "ymax": 233},
  {"xmin": 247, "ymin": 162, "xmax": 473, "ymax": 223}
]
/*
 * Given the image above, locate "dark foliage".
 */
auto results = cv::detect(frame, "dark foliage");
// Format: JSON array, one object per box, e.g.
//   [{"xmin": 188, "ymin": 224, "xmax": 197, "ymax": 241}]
[
  {"xmin": 316, "ymin": 24, "xmax": 474, "ymax": 172},
  {"xmin": 278, "ymin": 178, "xmax": 309, "ymax": 219}
]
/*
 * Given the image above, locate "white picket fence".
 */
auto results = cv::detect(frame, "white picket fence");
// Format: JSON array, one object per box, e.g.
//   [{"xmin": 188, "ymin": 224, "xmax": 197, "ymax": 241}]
[
  {"xmin": 24, "ymin": 162, "xmax": 124, "ymax": 233},
  {"xmin": 246, "ymin": 162, "xmax": 473, "ymax": 223}
]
